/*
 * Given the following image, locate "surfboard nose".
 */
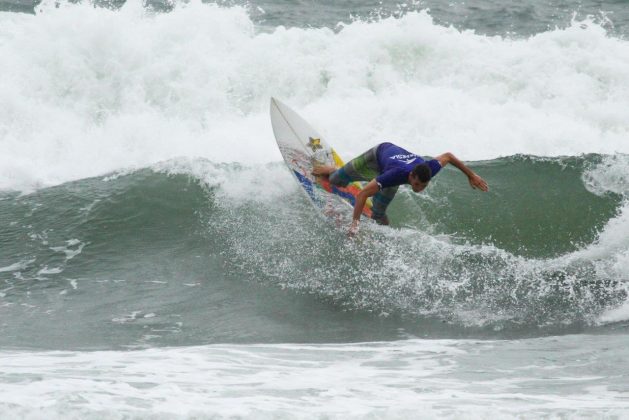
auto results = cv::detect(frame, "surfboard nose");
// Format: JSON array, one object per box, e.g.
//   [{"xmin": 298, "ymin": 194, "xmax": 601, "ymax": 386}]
[
  {"xmin": 270, "ymin": 97, "xmax": 279, "ymax": 115},
  {"xmin": 270, "ymin": 97, "xmax": 284, "ymax": 109}
]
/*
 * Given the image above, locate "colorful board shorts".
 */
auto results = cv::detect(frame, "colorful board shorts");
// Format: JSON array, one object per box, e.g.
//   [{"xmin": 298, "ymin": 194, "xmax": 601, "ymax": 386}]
[{"xmin": 329, "ymin": 145, "xmax": 399, "ymax": 222}]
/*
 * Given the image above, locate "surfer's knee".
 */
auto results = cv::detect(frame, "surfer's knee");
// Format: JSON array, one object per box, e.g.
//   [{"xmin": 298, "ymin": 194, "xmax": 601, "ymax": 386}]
[{"xmin": 329, "ymin": 167, "xmax": 351, "ymax": 187}]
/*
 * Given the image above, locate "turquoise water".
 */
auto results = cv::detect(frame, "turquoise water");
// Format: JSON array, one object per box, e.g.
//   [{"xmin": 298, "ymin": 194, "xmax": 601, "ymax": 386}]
[{"xmin": 1, "ymin": 0, "xmax": 628, "ymax": 417}]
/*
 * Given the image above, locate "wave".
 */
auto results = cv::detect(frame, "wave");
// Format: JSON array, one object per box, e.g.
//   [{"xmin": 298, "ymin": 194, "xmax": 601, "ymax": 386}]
[
  {"xmin": 0, "ymin": 154, "xmax": 627, "ymax": 349},
  {"xmin": 195, "ymin": 154, "xmax": 629, "ymax": 329},
  {"xmin": 1, "ymin": 2, "xmax": 629, "ymax": 192}
]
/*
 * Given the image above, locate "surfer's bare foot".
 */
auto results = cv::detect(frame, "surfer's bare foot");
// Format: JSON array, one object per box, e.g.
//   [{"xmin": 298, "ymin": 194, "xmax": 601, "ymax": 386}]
[{"xmin": 312, "ymin": 165, "xmax": 336, "ymax": 177}]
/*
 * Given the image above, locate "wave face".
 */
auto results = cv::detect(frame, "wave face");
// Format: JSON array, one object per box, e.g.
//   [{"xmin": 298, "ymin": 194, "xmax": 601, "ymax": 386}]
[
  {"xmin": 1, "ymin": 154, "xmax": 627, "ymax": 349},
  {"xmin": 0, "ymin": 2, "xmax": 629, "ymax": 349}
]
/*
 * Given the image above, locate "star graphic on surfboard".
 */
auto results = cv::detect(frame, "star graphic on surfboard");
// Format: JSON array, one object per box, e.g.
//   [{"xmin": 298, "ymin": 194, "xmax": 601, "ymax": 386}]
[{"xmin": 308, "ymin": 137, "xmax": 323, "ymax": 151}]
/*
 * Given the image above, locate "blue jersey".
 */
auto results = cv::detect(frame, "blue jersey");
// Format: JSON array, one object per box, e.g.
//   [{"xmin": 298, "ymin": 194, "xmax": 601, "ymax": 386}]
[{"xmin": 375, "ymin": 143, "xmax": 442, "ymax": 190}]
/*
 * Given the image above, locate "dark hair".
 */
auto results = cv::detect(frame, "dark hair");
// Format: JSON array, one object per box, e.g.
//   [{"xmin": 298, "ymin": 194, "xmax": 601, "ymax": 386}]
[{"xmin": 411, "ymin": 163, "xmax": 432, "ymax": 183}]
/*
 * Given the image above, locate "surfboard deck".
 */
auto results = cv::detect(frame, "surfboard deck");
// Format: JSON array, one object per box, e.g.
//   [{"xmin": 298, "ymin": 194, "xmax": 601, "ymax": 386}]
[{"xmin": 270, "ymin": 98, "xmax": 372, "ymax": 223}]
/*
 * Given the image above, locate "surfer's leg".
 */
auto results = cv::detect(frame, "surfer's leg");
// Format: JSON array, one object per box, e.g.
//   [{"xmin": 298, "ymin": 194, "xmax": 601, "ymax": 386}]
[
  {"xmin": 329, "ymin": 146, "xmax": 380, "ymax": 187},
  {"xmin": 371, "ymin": 186, "xmax": 398, "ymax": 224}
]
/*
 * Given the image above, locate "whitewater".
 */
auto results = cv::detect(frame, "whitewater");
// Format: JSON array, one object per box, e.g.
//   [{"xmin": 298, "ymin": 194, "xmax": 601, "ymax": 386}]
[
  {"xmin": 1, "ymin": 0, "xmax": 629, "ymax": 418},
  {"xmin": 1, "ymin": 1, "xmax": 629, "ymax": 190}
]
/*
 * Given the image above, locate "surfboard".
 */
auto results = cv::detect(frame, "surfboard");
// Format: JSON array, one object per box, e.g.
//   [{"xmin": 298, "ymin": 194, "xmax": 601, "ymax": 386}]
[{"xmin": 270, "ymin": 97, "xmax": 372, "ymax": 222}]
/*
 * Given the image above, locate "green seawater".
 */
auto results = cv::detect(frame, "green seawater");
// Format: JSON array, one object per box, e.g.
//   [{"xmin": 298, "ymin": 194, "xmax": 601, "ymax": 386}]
[
  {"xmin": 1, "ymin": 155, "xmax": 626, "ymax": 350},
  {"xmin": 392, "ymin": 154, "xmax": 621, "ymax": 258}
]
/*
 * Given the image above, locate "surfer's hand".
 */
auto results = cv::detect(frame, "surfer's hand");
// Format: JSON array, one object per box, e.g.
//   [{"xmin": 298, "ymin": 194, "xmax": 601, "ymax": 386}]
[
  {"xmin": 348, "ymin": 220, "xmax": 360, "ymax": 238},
  {"xmin": 468, "ymin": 173, "xmax": 489, "ymax": 192}
]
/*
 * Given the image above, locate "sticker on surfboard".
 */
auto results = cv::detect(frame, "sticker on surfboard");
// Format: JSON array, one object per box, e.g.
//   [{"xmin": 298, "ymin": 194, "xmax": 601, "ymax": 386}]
[{"xmin": 270, "ymin": 97, "xmax": 372, "ymax": 222}]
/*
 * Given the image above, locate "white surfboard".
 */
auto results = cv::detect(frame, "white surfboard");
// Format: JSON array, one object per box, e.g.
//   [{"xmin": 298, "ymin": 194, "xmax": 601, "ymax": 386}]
[{"xmin": 269, "ymin": 97, "xmax": 373, "ymax": 221}]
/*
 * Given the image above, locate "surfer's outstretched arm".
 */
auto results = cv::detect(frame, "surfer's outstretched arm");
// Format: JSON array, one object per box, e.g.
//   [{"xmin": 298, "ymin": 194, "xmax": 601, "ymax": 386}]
[
  {"xmin": 436, "ymin": 152, "xmax": 489, "ymax": 192},
  {"xmin": 349, "ymin": 179, "xmax": 379, "ymax": 236}
]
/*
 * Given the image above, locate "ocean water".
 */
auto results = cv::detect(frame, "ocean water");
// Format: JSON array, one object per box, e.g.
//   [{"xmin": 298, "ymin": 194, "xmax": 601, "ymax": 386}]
[{"xmin": 1, "ymin": 0, "xmax": 629, "ymax": 418}]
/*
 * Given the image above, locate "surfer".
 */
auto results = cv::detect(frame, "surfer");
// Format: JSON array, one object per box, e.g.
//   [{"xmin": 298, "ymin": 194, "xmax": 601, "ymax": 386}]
[{"xmin": 313, "ymin": 142, "xmax": 488, "ymax": 235}]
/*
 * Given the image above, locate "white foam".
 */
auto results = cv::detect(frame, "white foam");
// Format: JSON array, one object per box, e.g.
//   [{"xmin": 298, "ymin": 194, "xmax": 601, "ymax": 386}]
[
  {"xmin": 0, "ymin": 259, "xmax": 34, "ymax": 273},
  {"xmin": 0, "ymin": 335, "xmax": 627, "ymax": 418},
  {"xmin": 36, "ymin": 266, "xmax": 63, "ymax": 276},
  {"xmin": 583, "ymin": 154, "xmax": 629, "ymax": 196},
  {"xmin": 566, "ymin": 156, "xmax": 629, "ymax": 264},
  {"xmin": 598, "ymin": 299, "xmax": 629, "ymax": 323},
  {"xmin": 111, "ymin": 311, "xmax": 143, "ymax": 324},
  {"xmin": 1, "ymin": 3, "xmax": 628, "ymax": 191},
  {"xmin": 152, "ymin": 157, "xmax": 296, "ymax": 203},
  {"xmin": 50, "ymin": 239, "xmax": 85, "ymax": 261}
]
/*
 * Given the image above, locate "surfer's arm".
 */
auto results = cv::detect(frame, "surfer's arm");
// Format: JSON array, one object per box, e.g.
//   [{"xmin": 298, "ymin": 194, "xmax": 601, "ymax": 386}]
[
  {"xmin": 436, "ymin": 152, "xmax": 489, "ymax": 192},
  {"xmin": 349, "ymin": 180, "xmax": 379, "ymax": 235}
]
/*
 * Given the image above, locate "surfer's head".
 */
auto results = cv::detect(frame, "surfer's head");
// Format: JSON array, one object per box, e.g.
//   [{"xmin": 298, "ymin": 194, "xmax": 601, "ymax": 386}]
[{"xmin": 409, "ymin": 163, "xmax": 432, "ymax": 192}]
